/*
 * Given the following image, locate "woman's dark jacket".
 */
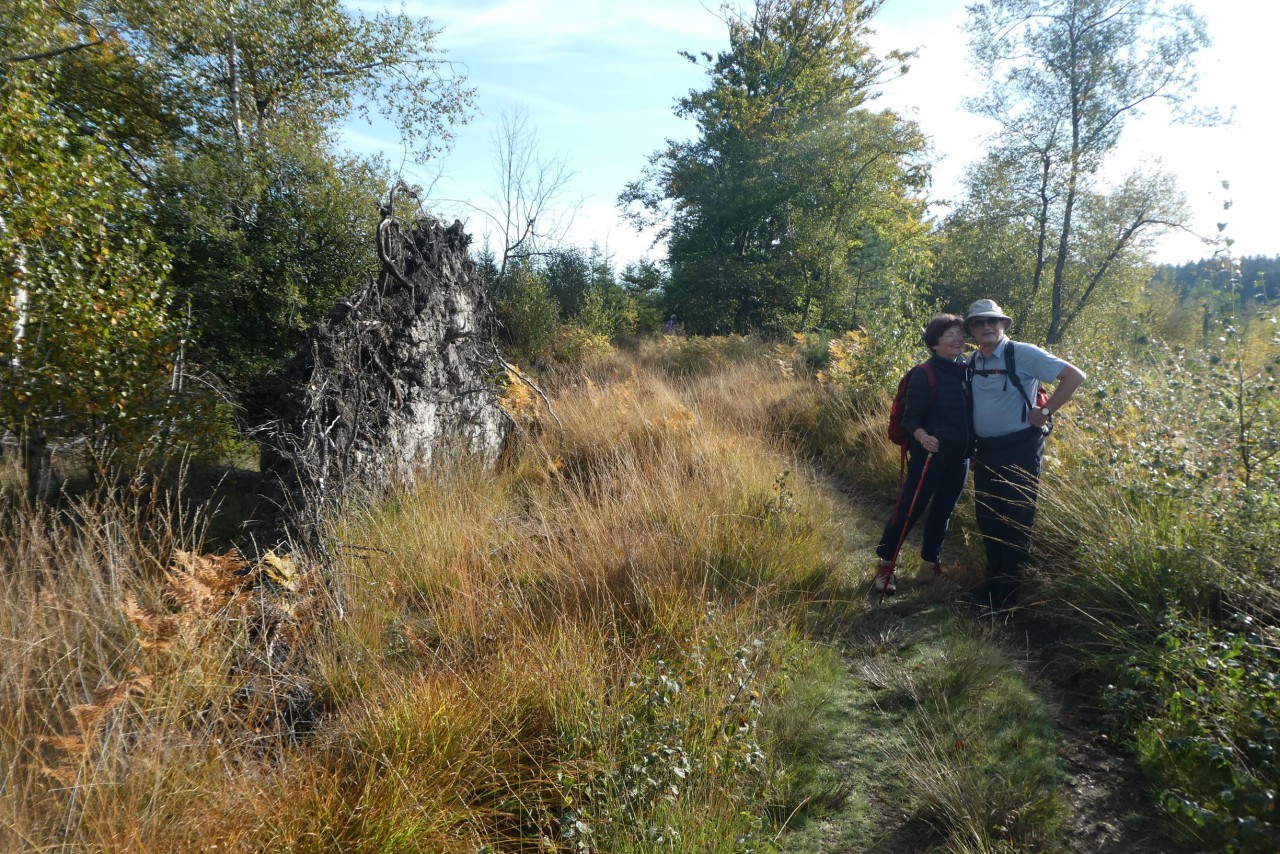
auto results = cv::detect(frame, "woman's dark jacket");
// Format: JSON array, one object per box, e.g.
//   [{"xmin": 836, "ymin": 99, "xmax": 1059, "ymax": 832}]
[{"xmin": 902, "ymin": 354, "xmax": 972, "ymax": 459}]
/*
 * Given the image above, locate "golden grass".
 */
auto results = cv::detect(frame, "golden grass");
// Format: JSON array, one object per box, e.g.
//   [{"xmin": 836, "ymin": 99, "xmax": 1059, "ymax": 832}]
[{"xmin": 0, "ymin": 345, "xmax": 853, "ymax": 851}]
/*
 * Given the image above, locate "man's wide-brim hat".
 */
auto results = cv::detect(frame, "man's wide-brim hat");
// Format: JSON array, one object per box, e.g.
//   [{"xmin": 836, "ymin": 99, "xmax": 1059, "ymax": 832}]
[{"xmin": 964, "ymin": 299, "xmax": 1012, "ymax": 331}]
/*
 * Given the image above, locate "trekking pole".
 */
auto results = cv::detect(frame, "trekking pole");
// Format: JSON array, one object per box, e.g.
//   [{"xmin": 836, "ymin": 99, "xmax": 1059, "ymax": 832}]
[{"xmin": 890, "ymin": 452, "xmax": 934, "ymax": 565}]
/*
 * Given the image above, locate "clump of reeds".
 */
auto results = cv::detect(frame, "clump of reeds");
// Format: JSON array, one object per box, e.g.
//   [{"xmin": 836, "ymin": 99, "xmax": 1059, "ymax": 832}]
[{"xmin": 871, "ymin": 632, "xmax": 1067, "ymax": 853}]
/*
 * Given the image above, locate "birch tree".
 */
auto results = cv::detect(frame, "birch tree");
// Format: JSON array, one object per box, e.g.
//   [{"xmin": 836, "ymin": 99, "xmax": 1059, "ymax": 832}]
[{"xmin": 964, "ymin": 0, "xmax": 1213, "ymax": 342}]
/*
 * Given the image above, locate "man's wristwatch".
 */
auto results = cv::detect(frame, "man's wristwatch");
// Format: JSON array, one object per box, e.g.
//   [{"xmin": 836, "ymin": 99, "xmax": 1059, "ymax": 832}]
[{"xmin": 1039, "ymin": 405, "xmax": 1052, "ymax": 417}]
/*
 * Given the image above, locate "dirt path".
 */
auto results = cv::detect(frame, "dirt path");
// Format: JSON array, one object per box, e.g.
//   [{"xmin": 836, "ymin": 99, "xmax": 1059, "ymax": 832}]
[{"xmin": 778, "ymin": 478, "xmax": 1188, "ymax": 853}]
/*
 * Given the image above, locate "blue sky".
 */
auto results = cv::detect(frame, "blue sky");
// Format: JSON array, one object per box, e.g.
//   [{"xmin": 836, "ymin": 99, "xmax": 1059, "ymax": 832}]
[{"xmin": 342, "ymin": 0, "xmax": 1279, "ymax": 269}]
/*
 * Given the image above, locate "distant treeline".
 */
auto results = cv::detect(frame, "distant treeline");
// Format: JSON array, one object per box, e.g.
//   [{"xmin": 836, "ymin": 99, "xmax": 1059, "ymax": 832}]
[{"xmin": 1153, "ymin": 255, "xmax": 1280, "ymax": 304}]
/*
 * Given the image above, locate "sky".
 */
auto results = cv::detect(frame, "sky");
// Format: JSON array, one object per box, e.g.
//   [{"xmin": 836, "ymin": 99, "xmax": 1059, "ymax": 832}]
[{"xmin": 342, "ymin": 0, "xmax": 1279, "ymax": 270}]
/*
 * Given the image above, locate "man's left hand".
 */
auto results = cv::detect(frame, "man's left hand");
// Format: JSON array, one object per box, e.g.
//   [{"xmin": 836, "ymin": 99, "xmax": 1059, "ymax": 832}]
[{"xmin": 1028, "ymin": 408, "xmax": 1051, "ymax": 429}]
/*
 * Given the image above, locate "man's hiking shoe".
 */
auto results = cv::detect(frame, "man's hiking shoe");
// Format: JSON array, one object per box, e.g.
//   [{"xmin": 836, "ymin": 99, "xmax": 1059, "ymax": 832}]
[
  {"xmin": 914, "ymin": 560, "xmax": 961, "ymax": 593},
  {"xmin": 872, "ymin": 561, "xmax": 897, "ymax": 595}
]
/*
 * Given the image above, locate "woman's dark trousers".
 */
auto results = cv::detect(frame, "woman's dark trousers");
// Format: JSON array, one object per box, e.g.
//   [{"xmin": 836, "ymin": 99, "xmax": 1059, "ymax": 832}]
[
  {"xmin": 973, "ymin": 429, "xmax": 1045, "ymax": 609},
  {"xmin": 876, "ymin": 450, "xmax": 969, "ymax": 564}
]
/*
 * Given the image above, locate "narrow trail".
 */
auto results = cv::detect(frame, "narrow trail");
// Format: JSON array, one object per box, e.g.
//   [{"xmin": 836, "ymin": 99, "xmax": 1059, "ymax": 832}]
[{"xmin": 779, "ymin": 474, "xmax": 1189, "ymax": 853}]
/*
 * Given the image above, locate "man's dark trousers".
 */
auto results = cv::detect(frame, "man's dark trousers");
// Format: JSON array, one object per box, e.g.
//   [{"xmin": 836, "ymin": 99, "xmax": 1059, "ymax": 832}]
[{"xmin": 973, "ymin": 428, "xmax": 1045, "ymax": 609}]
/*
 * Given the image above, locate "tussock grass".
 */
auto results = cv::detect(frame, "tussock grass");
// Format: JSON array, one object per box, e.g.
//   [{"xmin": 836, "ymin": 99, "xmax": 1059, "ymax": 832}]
[
  {"xmin": 1021, "ymin": 335, "xmax": 1280, "ymax": 851},
  {"xmin": 870, "ymin": 629, "xmax": 1067, "ymax": 853},
  {"xmin": 0, "ymin": 343, "xmax": 855, "ymax": 851}
]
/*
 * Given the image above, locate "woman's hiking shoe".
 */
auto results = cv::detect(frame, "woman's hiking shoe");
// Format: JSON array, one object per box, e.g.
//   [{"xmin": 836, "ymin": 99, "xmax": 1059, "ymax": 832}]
[
  {"xmin": 914, "ymin": 560, "xmax": 961, "ymax": 593},
  {"xmin": 872, "ymin": 560, "xmax": 897, "ymax": 595}
]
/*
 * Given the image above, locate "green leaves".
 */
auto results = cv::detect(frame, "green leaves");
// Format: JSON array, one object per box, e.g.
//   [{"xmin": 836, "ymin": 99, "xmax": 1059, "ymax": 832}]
[
  {"xmin": 954, "ymin": 0, "xmax": 1211, "ymax": 344},
  {"xmin": 4, "ymin": 0, "xmax": 475, "ymax": 413},
  {"xmin": 0, "ymin": 71, "xmax": 211, "ymax": 465},
  {"xmin": 621, "ymin": 0, "xmax": 929, "ymax": 334}
]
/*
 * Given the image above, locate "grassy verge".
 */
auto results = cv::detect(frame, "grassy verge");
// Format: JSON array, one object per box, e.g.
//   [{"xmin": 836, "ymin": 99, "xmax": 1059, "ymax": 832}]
[
  {"xmin": 777, "ymin": 597, "xmax": 1068, "ymax": 854},
  {"xmin": 1022, "ymin": 336, "xmax": 1280, "ymax": 854},
  {"xmin": 786, "ymin": 324, "xmax": 1280, "ymax": 852}
]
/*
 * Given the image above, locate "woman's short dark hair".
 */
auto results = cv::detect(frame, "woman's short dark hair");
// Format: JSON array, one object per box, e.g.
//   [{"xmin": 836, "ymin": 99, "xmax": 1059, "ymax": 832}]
[{"xmin": 922, "ymin": 313, "xmax": 964, "ymax": 350}]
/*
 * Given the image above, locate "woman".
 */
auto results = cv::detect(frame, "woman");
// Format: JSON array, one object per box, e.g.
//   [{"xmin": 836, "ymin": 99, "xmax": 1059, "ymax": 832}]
[{"xmin": 873, "ymin": 313, "xmax": 972, "ymax": 594}]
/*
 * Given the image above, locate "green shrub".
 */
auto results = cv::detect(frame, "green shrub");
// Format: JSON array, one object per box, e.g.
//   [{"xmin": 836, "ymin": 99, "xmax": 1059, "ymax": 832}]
[
  {"xmin": 556, "ymin": 632, "xmax": 783, "ymax": 853},
  {"xmin": 1029, "ymin": 318, "xmax": 1280, "ymax": 850},
  {"xmin": 498, "ymin": 266, "xmax": 561, "ymax": 364},
  {"xmin": 1106, "ymin": 616, "xmax": 1280, "ymax": 852},
  {"xmin": 552, "ymin": 325, "xmax": 615, "ymax": 364}
]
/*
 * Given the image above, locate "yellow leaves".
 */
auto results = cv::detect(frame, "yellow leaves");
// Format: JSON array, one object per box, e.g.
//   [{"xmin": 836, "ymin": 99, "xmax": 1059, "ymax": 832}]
[
  {"xmin": 1, "ymin": 71, "xmax": 180, "ymax": 455},
  {"xmin": 583, "ymin": 374, "xmax": 698, "ymax": 439},
  {"xmin": 660, "ymin": 406, "xmax": 696, "ymax": 433},
  {"xmin": 261, "ymin": 550, "xmax": 300, "ymax": 590},
  {"xmin": 122, "ymin": 592, "xmax": 180, "ymax": 651},
  {"xmin": 498, "ymin": 365, "xmax": 539, "ymax": 423},
  {"xmin": 552, "ymin": 327, "xmax": 614, "ymax": 364},
  {"xmin": 89, "ymin": 674, "xmax": 152, "ymax": 712},
  {"xmin": 817, "ymin": 329, "xmax": 876, "ymax": 390},
  {"xmin": 122, "ymin": 548, "xmax": 252, "ymax": 654},
  {"xmin": 28, "ymin": 548, "xmax": 329, "ymax": 784},
  {"xmin": 166, "ymin": 548, "xmax": 254, "ymax": 616},
  {"xmin": 125, "ymin": 549, "xmax": 321, "ymax": 654}
]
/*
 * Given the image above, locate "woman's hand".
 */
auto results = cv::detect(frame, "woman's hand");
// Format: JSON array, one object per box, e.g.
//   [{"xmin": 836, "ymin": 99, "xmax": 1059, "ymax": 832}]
[{"xmin": 914, "ymin": 429, "xmax": 940, "ymax": 453}]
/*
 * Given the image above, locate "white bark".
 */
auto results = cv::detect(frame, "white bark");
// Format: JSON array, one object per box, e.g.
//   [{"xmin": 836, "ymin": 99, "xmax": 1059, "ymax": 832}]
[{"xmin": 226, "ymin": 1, "xmax": 245, "ymax": 151}]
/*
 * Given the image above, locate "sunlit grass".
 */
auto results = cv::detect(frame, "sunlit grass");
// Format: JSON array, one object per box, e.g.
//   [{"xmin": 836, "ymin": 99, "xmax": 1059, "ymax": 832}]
[
  {"xmin": 0, "ymin": 343, "xmax": 857, "ymax": 851},
  {"xmin": 18, "ymin": 330, "xmax": 1262, "ymax": 851}
]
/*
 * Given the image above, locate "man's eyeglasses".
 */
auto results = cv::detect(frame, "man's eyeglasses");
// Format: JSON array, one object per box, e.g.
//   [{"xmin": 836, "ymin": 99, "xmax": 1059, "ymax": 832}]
[{"xmin": 969, "ymin": 318, "xmax": 1001, "ymax": 328}]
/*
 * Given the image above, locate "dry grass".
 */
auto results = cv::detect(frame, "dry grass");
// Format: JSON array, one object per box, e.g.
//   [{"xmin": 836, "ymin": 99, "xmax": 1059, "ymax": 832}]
[{"xmin": 0, "ymin": 344, "xmax": 852, "ymax": 851}]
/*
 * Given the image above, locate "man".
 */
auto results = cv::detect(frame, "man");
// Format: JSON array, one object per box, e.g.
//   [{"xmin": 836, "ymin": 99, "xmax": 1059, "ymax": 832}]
[{"xmin": 963, "ymin": 299, "xmax": 1086, "ymax": 612}]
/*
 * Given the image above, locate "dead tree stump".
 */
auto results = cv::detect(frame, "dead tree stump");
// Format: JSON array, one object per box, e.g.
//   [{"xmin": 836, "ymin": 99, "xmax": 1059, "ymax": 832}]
[{"xmin": 259, "ymin": 215, "xmax": 509, "ymax": 544}]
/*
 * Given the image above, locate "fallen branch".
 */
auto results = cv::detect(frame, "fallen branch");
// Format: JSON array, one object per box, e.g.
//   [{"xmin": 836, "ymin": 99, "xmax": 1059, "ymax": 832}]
[{"xmin": 491, "ymin": 344, "xmax": 562, "ymax": 431}]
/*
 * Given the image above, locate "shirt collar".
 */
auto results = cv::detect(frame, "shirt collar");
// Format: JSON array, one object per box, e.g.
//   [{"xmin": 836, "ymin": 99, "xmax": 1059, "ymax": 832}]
[{"xmin": 977, "ymin": 337, "xmax": 1008, "ymax": 365}]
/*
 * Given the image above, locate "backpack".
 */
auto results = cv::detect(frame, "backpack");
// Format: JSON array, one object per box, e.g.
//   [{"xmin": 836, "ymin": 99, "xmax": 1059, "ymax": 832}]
[
  {"xmin": 967, "ymin": 341, "xmax": 1051, "ymax": 429},
  {"xmin": 887, "ymin": 362, "xmax": 938, "ymax": 447}
]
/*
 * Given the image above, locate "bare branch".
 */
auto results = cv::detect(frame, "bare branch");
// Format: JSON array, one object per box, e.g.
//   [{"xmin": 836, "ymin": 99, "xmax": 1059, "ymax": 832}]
[
  {"xmin": 491, "ymin": 344, "xmax": 562, "ymax": 432},
  {"xmin": 4, "ymin": 37, "xmax": 107, "ymax": 63}
]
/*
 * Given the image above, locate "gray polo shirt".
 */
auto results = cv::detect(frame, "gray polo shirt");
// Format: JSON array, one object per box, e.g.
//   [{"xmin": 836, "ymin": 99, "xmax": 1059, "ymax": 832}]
[{"xmin": 970, "ymin": 338, "xmax": 1068, "ymax": 439}]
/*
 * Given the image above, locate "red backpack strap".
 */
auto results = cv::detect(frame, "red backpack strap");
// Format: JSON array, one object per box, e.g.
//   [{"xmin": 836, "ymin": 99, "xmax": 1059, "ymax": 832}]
[
  {"xmin": 919, "ymin": 361, "xmax": 938, "ymax": 402},
  {"xmin": 898, "ymin": 362, "xmax": 936, "ymax": 485}
]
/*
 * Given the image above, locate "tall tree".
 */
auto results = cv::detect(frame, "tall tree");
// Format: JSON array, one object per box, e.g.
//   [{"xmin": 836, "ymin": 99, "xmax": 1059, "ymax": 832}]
[
  {"xmin": 152, "ymin": 138, "xmax": 391, "ymax": 403},
  {"xmin": 938, "ymin": 152, "xmax": 1187, "ymax": 339},
  {"xmin": 620, "ymin": 0, "xmax": 927, "ymax": 334},
  {"xmin": 788, "ymin": 107, "xmax": 932, "ymax": 331},
  {"xmin": 962, "ymin": 0, "xmax": 1212, "ymax": 343},
  {"xmin": 0, "ymin": 70, "xmax": 210, "ymax": 498},
  {"xmin": 4, "ymin": 0, "xmax": 474, "ymax": 405}
]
